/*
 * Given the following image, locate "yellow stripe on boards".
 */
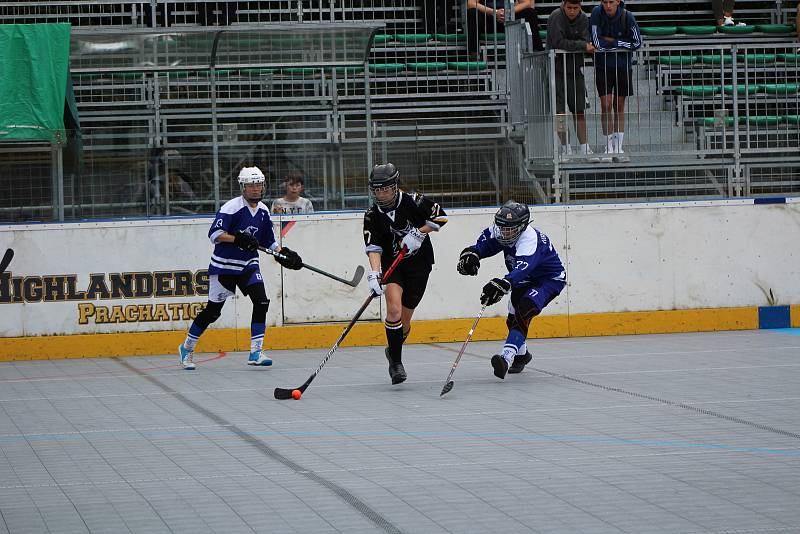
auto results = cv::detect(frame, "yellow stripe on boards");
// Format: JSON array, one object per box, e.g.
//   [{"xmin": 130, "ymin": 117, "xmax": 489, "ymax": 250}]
[{"xmin": 0, "ymin": 306, "xmax": 768, "ymax": 361}]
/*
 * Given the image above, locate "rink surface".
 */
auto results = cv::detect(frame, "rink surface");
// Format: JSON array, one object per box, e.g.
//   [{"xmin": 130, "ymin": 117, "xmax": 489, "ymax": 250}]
[{"xmin": 1, "ymin": 330, "xmax": 799, "ymax": 534}]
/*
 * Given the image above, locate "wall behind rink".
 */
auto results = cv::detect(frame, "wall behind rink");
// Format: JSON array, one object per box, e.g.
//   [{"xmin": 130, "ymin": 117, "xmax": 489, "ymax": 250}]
[{"xmin": 0, "ymin": 198, "xmax": 798, "ymax": 358}]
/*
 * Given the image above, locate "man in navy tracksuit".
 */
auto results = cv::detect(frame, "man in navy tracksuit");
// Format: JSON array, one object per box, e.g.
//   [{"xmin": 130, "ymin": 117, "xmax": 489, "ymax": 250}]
[{"xmin": 590, "ymin": 0, "xmax": 641, "ymax": 161}]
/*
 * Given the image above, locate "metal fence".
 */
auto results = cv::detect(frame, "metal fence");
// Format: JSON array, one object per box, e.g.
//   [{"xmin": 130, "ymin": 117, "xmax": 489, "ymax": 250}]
[{"xmin": 510, "ymin": 35, "xmax": 800, "ymax": 203}]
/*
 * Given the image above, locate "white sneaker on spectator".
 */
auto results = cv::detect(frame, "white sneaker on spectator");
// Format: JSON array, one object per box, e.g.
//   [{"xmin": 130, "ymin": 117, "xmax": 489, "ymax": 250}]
[
  {"xmin": 723, "ymin": 16, "xmax": 735, "ymax": 26},
  {"xmin": 559, "ymin": 144, "xmax": 574, "ymax": 158}
]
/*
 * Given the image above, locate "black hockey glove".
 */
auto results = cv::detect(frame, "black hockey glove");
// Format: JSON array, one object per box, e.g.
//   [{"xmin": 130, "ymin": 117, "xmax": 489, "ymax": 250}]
[
  {"xmin": 233, "ymin": 230, "xmax": 259, "ymax": 252},
  {"xmin": 275, "ymin": 247, "xmax": 303, "ymax": 270},
  {"xmin": 457, "ymin": 247, "xmax": 480, "ymax": 276},
  {"xmin": 481, "ymin": 277, "xmax": 511, "ymax": 306}
]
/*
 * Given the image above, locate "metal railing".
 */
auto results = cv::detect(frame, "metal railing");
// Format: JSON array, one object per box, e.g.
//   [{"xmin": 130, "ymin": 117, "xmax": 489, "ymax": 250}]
[{"xmin": 509, "ymin": 37, "xmax": 800, "ymax": 203}]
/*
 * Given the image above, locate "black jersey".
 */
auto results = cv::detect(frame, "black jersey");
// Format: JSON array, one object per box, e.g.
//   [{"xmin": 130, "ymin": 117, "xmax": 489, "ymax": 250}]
[{"xmin": 363, "ymin": 191, "xmax": 448, "ymax": 272}]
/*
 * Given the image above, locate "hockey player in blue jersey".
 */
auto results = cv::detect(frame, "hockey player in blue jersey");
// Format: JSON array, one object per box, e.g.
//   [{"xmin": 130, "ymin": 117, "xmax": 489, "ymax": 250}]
[
  {"xmin": 178, "ymin": 166, "xmax": 303, "ymax": 370},
  {"xmin": 457, "ymin": 201, "xmax": 566, "ymax": 379}
]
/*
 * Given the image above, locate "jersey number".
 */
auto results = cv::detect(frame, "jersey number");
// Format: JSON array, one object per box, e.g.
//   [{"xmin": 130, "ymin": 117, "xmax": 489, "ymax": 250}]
[{"xmin": 363, "ymin": 230, "xmax": 372, "ymax": 244}]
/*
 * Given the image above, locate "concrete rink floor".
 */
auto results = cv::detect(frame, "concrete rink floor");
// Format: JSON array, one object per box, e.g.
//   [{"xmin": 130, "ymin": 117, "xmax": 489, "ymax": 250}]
[{"xmin": 0, "ymin": 330, "xmax": 799, "ymax": 534}]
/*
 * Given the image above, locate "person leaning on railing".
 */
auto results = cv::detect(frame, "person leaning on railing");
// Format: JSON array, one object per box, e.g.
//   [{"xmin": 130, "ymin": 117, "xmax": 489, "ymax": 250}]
[
  {"xmin": 466, "ymin": 0, "xmax": 544, "ymax": 59},
  {"xmin": 590, "ymin": 0, "xmax": 641, "ymax": 162},
  {"xmin": 547, "ymin": 0, "xmax": 597, "ymax": 159}
]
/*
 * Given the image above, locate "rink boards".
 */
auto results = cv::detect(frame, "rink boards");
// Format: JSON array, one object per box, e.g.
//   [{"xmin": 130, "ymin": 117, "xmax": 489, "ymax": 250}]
[{"xmin": 0, "ymin": 198, "xmax": 799, "ymax": 359}]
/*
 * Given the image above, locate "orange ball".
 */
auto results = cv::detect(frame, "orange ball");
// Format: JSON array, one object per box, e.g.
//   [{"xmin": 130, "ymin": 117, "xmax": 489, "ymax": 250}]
[{"xmin": 292, "ymin": 389, "xmax": 302, "ymax": 400}]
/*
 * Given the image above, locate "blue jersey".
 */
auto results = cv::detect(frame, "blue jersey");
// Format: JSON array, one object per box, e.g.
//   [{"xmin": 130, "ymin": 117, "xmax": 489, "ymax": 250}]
[
  {"xmin": 473, "ymin": 225, "xmax": 566, "ymax": 287},
  {"xmin": 207, "ymin": 196, "xmax": 278, "ymax": 276}
]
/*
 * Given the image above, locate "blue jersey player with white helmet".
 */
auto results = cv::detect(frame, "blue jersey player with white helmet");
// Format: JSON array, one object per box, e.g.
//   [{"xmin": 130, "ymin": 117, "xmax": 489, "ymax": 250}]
[
  {"xmin": 178, "ymin": 166, "xmax": 303, "ymax": 370},
  {"xmin": 457, "ymin": 201, "xmax": 566, "ymax": 379}
]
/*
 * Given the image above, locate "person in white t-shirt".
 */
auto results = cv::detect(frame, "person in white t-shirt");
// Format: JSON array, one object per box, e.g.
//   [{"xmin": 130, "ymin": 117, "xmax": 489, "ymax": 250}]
[{"xmin": 271, "ymin": 175, "xmax": 314, "ymax": 214}]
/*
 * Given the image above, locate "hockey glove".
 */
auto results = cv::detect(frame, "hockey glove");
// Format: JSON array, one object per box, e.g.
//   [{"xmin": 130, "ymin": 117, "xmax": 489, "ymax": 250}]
[
  {"xmin": 481, "ymin": 277, "xmax": 511, "ymax": 306},
  {"xmin": 275, "ymin": 247, "xmax": 303, "ymax": 270},
  {"xmin": 367, "ymin": 270, "xmax": 383, "ymax": 297},
  {"xmin": 400, "ymin": 227, "xmax": 426, "ymax": 254},
  {"xmin": 233, "ymin": 230, "xmax": 259, "ymax": 252},
  {"xmin": 457, "ymin": 247, "xmax": 481, "ymax": 276}
]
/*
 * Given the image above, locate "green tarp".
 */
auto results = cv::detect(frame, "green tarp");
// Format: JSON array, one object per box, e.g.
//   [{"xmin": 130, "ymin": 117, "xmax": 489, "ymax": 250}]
[{"xmin": 0, "ymin": 23, "xmax": 71, "ymax": 143}]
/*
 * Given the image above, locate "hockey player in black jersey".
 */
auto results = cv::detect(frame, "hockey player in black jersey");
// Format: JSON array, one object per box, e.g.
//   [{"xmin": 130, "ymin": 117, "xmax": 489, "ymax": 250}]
[{"xmin": 363, "ymin": 163, "xmax": 448, "ymax": 384}]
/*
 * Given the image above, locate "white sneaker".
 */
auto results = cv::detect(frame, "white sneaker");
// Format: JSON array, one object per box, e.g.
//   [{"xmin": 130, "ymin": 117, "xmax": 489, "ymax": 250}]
[
  {"xmin": 559, "ymin": 144, "xmax": 574, "ymax": 157},
  {"xmin": 723, "ymin": 16, "xmax": 735, "ymax": 26},
  {"xmin": 247, "ymin": 350, "xmax": 273, "ymax": 366},
  {"xmin": 178, "ymin": 344, "xmax": 196, "ymax": 370}
]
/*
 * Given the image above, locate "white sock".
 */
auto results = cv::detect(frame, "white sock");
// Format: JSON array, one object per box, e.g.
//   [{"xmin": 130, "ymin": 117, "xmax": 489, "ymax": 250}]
[
  {"xmin": 183, "ymin": 335, "xmax": 198, "ymax": 351},
  {"xmin": 616, "ymin": 132, "xmax": 624, "ymax": 151},
  {"xmin": 251, "ymin": 337, "xmax": 264, "ymax": 354},
  {"xmin": 502, "ymin": 346, "xmax": 517, "ymax": 365},
  {"xmin": 580, "ymin": 143, "xmax": 592, "ymax": 155},
  {"xmin": 606, "ymin": 134, "xmax": 614, "ymax": 152}
]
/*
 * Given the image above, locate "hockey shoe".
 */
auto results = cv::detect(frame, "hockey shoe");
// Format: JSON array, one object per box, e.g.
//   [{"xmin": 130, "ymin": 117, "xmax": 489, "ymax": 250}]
[
  {"xmin": 508, "ymin": 351, "xmax": 533, "ymax": 374},
  {"xmin": 178, "ymin": 344, "xmax": 196, "ymax": 370},
  {"xmin": 385, "ymin": 347, "xmax": 407, "ymax": 384},
  {"xmin": 247, "ymin": 350, "xmax": 273, "ymax": 366},
  {"xmin": 491, "ymin": 354, "xmax": 509, "ymax": 379}
]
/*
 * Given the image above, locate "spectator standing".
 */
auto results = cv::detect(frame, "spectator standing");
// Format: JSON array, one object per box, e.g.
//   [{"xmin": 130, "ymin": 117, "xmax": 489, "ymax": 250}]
[
  {"xmin": 547, "ymin": 0, "xmax": 596, "ymax": 159},
  {"xmin": 271, "ymin": 175, "xmax": 314, "ymax": 214},
  {"xmin": 590, "ymin": 0, "xmax": 641, "ymax": 162},
  {"xmin": 466, "ymin": 0, "xmax": 543, "ymax": 59}
]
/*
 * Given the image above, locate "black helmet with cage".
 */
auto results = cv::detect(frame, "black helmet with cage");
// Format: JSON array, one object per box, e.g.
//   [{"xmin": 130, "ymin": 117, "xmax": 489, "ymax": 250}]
[
  {"xmin": 369, "ymin": 163, "xmax": 400, "ymax": 209},
  {"xmin": 494, "ymin": 200, "xmax": 531, "ymax": 246}
]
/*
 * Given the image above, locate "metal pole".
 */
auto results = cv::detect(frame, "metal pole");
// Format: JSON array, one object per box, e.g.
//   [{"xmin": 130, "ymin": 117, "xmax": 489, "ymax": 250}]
[{"xmin": 210, "ymin": 29, "xmax": 223, "ymax": 210}]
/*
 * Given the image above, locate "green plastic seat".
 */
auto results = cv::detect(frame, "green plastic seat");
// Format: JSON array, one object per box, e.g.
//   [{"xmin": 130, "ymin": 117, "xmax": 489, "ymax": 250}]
[
  {"xmin": 239, "ymin": 68, "xmax": 274, "ymax": 75},
  {"xmin": 640, "ymin": 26, "xmax": 677, "ymax": 36},
  {"xmin": 756, "ymin": 24, "xmax": 795, "ymax": 33},
  {"xmin": 372, "ymin": 34, "xmax": 392, "ymax": 44},
  {"xmin": 118, "ymin": 70, "xmax": 146, "ymax": 79},
  {"xmin": 701, "ymin": 54, "xmax": 733, "ymax": 64},
  {"xmin": 658, "ymin": 55, "xmax": 698, "ymax": 65},
  {"xmin": 480, "ymin": 33, "xmax": 505, "ymax": 42},
  {"xmin": 763, "ymin": 83, "xmax": 799, "ymax": 94},
  {"xmin": 718, "ymin": 24, "xmax": 755, "ymax": 34},
  {"xmin": 783, "ymin": 115, "xmax": 800, "ymax": 124},
  {"xmin": 778, "ymin": 53, "xmax": 800, "ymax": 63},
  {"xmin": 447, "ymin": 61, "xmax": 488, "ymax": 70},
  {"xmin": 539, "ymin": 29, "xmax": 547, "ymax": 40},
  {"xmin": 434, "ymin": 33, "xmax": 466, "ymax": 42},
  {"xmin": 280, "ymin": 67, "xmax": 320, "ymax": 75},
  {"xmin": 722, "ymin": 84, "xmax": 761, "ymax": 95},
  {"xmin": 677, "ymin": 85, "xmax": 719, "ymax": 96},
  {"xmin": 697, "ymin": 116, "xmax": 736, "ymax": 127},
  {"xmin": 368, "ymin": 63, "xmax": 405, "ymax": 72},
  {"xmin": 739, "ymin": 53, "xmax": 776, "ymax": 64},
  {"xmin": 394, "ymin": 33, "xmax": 432, "ymax": 42},
  {"xmin": 745, "ymin": 115, "xmax": 782, "ymax": 125},
  {"xmin": 678, "ymin": 25, "xmax": 717, "ymax": 35},
  {"xmin": 406, "ymin": 62, "xmax": 447, "ymax": 72}
]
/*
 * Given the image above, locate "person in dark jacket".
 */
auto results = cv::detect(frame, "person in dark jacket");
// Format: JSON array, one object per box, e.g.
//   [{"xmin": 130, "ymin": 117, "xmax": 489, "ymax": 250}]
[
  {"xmin": 590, "ymin": 0, "xmax": 641, "ymax": 161},
  {"xmin": 547, "ymin": 0, "xmax": 596, "ymax": 159}
]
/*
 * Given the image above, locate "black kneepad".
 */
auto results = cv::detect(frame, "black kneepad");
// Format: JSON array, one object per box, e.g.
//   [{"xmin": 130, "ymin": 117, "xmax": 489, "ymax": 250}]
[{"xmin": 196, "ymin": 301, "xmax": 224, "ymax": 328}]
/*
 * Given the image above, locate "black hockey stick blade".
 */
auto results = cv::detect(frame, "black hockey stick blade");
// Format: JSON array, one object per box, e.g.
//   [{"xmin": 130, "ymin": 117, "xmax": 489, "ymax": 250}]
[
  {"xmin": 0, "ymin": 248, "xmax": 13, "ymax": 274},
  {"xmin": 274, "ymin": 379, "xmax": 312, "ymax": 400},
  {"xmin": 440, "ymin": 380, "xmax": 454, "ymax": 397}
]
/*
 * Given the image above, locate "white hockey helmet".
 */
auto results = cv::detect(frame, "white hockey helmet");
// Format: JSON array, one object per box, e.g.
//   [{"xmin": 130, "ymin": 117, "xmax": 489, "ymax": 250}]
[{"xmin": 237, "ymin": 166, "xmax": 265, "ymax": 185}]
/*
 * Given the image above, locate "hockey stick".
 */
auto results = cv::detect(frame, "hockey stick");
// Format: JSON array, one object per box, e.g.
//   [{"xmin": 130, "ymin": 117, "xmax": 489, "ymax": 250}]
[
  {"xmin": 259, "ymin": 246, "xmax": 365, "ymax": 288},
  {"xmin": 439, "ymin": 303, "xmax": 487, "ymax": 397},
  {"xmin": 0, "ymin": 248, "xmax": 13, "ymax": 274},
  {"xmin": 274, "ymin": 248, "xmax": 407, "ymax": 400}
]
